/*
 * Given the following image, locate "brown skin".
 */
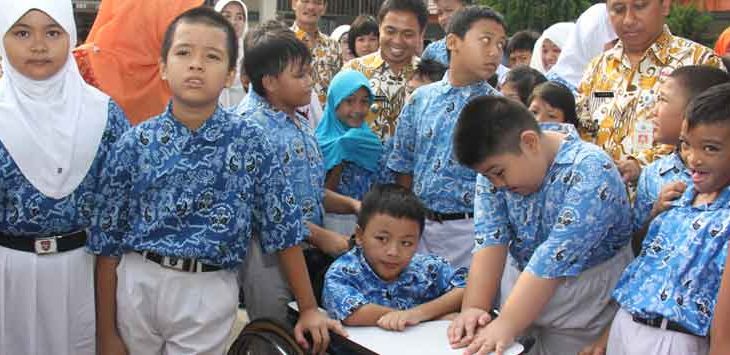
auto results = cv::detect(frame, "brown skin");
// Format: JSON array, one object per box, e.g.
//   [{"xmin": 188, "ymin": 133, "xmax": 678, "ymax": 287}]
[
  {"xmin": 606, "ymin": 0, "xmax": 670, "ymax": 66},
  {"xmin": 292, "ymin": 0, "xmax": 327, "ymax": 34},
  {"xmin": 378, "ymin": 10, "xmax": 422, "ymax": 73},
  {"xmin": 220, "ymin": 2, "xmax": 246, "ymax": 39},
  {"xmin": 3, "ymin": 9, "xmax": 70, "ymax": 81}
]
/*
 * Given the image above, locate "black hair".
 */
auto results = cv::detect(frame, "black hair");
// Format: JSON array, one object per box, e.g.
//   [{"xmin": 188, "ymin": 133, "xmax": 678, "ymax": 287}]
[
  {"xmin": 506, "ymin": 30, "xmax": 540, "ymax": 56},
  {"xmin": 529, "ymin": 81, "xmax": 578, "ymax": 126},
  {"xmin": 669, "ymin": 65, "xmax": 730, "ymax": 103},
  {"xmin": 686, "ymin": 83, "xmax": 730, "ymax": 130},
  {"xmin": 722, "ymin": 56, "xmax": 730, "ymax": 73},
  {"xmin": 357, "ymin": 184, "xmax": 426, "ymax": 234},
  {"xmin": 243, "ymin": 20, "xmax": 311, "ymax": 97},
  {"xmin": 414, "ymin": 59, "xmax": 448, "ymax": 83},
  {"xmin": 161, "ymin": 6, "xmax": 238, "ymax": 71},
  {"xmin": 378, "ymin": 0, "xmax": 429, "ymax": 31},
  {"xmin": 447, "ymin": 5, "xmax": 505, "ymax": 38},
  {"xmin": 454, "ymin": 96, "xmax": 541, "ymax": 167},
  {"xmin": 502, "ymin": 65, "xmax": 547, "ymax": 105},
  {"xmin": 348, "ymin": 15, "xmax": 379, "ymax": 57}
]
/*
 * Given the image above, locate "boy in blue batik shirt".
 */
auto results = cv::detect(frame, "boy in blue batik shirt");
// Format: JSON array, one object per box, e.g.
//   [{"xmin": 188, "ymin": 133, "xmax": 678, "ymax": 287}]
[
  {"xmin": 323, "ymin": 184, "xmax": 467, "ymax": 331},
  {"xmin": 236, "ymin": 23, "xmax": 361, "ymax": 321},
  {"xmin": 447, "ymin": 96, "xmax": 633, "ymax": 355},
  {"xmin": 608, "ymin": 83, "xmax": 730, "ymax": 355},
  {"xmin": 631, "ymin": 66, "xmax": 730, "ymax": 253},
  {"xmin": 388, "ymin": 6, "xmax": 505, "ymax": 270},
  {"xmin": 90, "ymin": 9, "xmax": 343, "ymax": 355}
]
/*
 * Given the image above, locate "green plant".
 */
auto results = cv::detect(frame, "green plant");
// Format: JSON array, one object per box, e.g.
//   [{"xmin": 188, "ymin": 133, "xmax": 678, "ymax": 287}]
[
  {"xmin": 666, "ymin": 2, "xmax": 713, "ymax": 45},
  {"xmin": 476, "ymin": 0, "xmax": 591, "ymax": 33}
]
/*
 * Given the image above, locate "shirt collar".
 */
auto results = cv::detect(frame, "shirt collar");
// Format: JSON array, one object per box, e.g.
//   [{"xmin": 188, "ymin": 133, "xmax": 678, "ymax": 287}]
[
  {"xmin": 241, "ymin": 89, "xmax": 309, "ymax": 127},
  {"xmin": 540, "ymin": 123, "xmax": 582, "ymax": 165},
  {"xmin": 291, "ymin": 22, "xmax": 326, "ymax": 44},
  {"xmin": 436, "ymin": 71, "xmax": 496, "ymax": 96},
  {"xmin": 657, "ymin": 150, "xmax": 687, "ymax": 176},
  {"xmin": 607, "ymin": 25, "xmax": 674, "ymax": 67},
  {"xmin": 672, "ymin": 184, "xmax": 730, "ymax": 210},
  {"xmin": 161, "ymin": 101, "xmax": 228, "ymax": 143}
]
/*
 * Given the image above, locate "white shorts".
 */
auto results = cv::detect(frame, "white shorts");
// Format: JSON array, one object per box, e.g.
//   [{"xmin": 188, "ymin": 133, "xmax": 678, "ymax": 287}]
[
  {"xmin": 419, "ymin": 218, "xmax": 475, "ymax": 269},
  {"xmin": 323, "ymin": 213, "xmax": 358, "ymax": 237},
  {"xmin": 116, "ymin": 252, "xmax": 238, "ymax": 355},
  {"xmin": 501, "ymin": 245, "xmax": 633, "ymax": 355},
  {"xmin": 238, "ymin": 237, "xmax": 292, "ymax": 323},
  {"xmin": 0, "ymin": 246, "xmax": 95, "ymax": 355},
  {"xmin": 607, "ymin": 308, "xmax": 709, "ymax": 355}
]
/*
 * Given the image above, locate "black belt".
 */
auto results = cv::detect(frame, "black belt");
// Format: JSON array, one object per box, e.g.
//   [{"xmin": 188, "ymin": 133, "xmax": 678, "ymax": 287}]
[
  {"xmin": 0, "ymin": 230, "xmax": 87, "ymax": 254},
  {"xmin": 136, "ymin": 251, "xmax": 223, "ymax": 273},
  {"xmin": 632, "ymin": 314, "xmax": 700, "ymax": 337},
  {"xmin": 426, "ymin": 210, "xmax": 474, "ymax": 223}
]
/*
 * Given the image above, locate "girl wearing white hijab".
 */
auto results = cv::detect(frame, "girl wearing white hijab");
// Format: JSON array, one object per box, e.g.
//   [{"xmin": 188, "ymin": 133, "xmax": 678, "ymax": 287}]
[
  {"xmin": 0, "ymin": 0, "xmax": 130, "ymax": 354},
  {"xmin": 530, "ymin": 22, "xmax": 576, "ymax": 74},
  {"xmin": 546, "ymin": 3, "xmax": 618, "ymax": 92},
  {"xmin": 215, "ymin": 0, "xmax": 248, "ymax": 108}
]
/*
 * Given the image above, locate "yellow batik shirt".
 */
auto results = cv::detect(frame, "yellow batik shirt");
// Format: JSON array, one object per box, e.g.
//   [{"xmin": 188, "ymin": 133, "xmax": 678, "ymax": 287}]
[
  {"xmin": 342, "ymin": 51, "xmax": 418, "ymax": 141},
  {"xmin": 292, "ymin": 24, "xmax": 342, "ymax": 106},
  {"xmin": 576, "ymin": 26, "xmax": 724, "ymax": 164}
]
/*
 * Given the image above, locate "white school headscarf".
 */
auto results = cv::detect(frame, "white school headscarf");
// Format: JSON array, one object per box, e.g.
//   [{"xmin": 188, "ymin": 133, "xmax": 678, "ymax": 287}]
[
  {"xmin": 547, "ymin": 4, "xmax": 618, "ymax": 88},
  {"xmin": 0, "ymin": 0, "xmax": 109, "ymax": 199},
  {"xmin": 530, "ymin": 22, "xmax": 576, "ymax": 74},
  {"xmin": 214, "ymin": 0, "xmax": 249, "ymax": 108}
]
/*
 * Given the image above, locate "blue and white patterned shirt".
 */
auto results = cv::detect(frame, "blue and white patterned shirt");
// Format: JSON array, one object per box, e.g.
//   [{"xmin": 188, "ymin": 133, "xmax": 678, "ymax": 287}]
[
  {"xmin": 474, "ymin": 124, "xmax": 632, "ymax": 278},
  {"xmin": 613, "ymin": 185, "xmax": 730, "ymax": 336},
  {"xmin": 545, "ymin": 71, "xmax": 578, "ymax": 96},
  {"xmin": 1, "ymin": 101, "xmax": 129, "ymax": 238},
  {"xmin": 87, "ymin": 104, "xmax": 307, "ymax": 269},
  {"xmin": 633, "ymin": 151, "xmax": 690, "ymax": 232},
  {"xmin": 322, "ymin": 247, "xmax": 467, "ymax": 320},
  {"xmin": 237, "ymin": 90, "xmax": 325, "ymax": 226},
  {"xmin": 335, "ymin": 140, "xmax": 395, "ymax": 200},
  {"xmin": 387, "ymin": 74, "xmax": 499, "ymax": 213},
  {"xmin": 421, "ymin": 38, "xmax": 510, "ymax": 83}
]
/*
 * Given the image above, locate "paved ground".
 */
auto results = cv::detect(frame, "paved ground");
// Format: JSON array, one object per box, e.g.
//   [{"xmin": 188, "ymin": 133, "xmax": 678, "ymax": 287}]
[{"xmin": 226, "ymin": 308, "xmax": 250, "ymax": 351}]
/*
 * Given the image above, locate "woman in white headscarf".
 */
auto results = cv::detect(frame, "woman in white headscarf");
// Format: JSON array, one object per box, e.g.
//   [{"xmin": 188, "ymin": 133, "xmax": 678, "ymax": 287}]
[
  {"xmin": 530, "ymin": 22, "xmax": 576, "ymax": 73},
  {"xmin": 546, "ymin": 3, "xmax": 618, "ymax": 92},
  {"xmin": 0, "ymin": 0, "xmax": 130, "ymax": 354},
  {"xmin": 215, "ymin": 0, "xmax": 248, "ymax": 108}
]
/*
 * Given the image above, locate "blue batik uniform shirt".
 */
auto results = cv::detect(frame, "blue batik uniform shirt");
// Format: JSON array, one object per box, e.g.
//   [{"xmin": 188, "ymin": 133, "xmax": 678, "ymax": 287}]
[
  {"xmin": 87, "ymin": 104, "xmax": 307, "ymax": 269},
  {"xmin": 474, "ymin": 123, "xmax": 632, "ymax": 278},
  {"xmin": 237, "ymin": 90, "xmax": 325, "ymax": 227},
  {"xmin": 633, "ymin": 151, "xmax": 690, "ymax": 232},
  {"xmin": 322, "ymin": 247, "xmax": 467, "ymax": 320},
  {"xmin": 613, "ymin": 184, "xmax": 730, "ymax": 336},
  {"xmin": 387, "ymin": 73, "xmax": 499, "ymax": 213},
  {"xmin": 1, "ymin": 101, "xmax": 129, "ymax": 237}
]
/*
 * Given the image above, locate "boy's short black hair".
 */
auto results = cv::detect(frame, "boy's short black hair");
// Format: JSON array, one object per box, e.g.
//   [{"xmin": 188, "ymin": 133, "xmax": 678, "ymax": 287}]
[
  {"xmin": 378, "ymin": 0, "xmax": 429, "ymax": 31},
  {"xmin": 348, "ymin": 15, "xmax": 379, "ymax": 57},
  {"xmin": 529, "ymin": 81, "xmax": 578, "ymax": 126},
  {"xmin": 454, "ymin": 96, "xmax": 541, "ymax": 167},
  {"xmin": 414, "ymin": 59, "xmax": 448, "ymax": 83},
  {"xmin": 447, "ymin": 5, "xmax": 505, "ymax": 38},
  {"xmin": 161, "ymin": 6, "xmax": 238, "ymax": 71},
  {"xmin": 669, "ymin": 65, "xmax": 730, "ymax": 102},
  {"xmin": 686, "ymin": 83, "xmax": 730, "ymax": 130},
  {"xmin": 503, "ymin": 65, "xmax": 547, "ymax": 105},
  {"xmin": 506, "ymin": 30, "xmax": 540, "ymax": 56},
  {"xmin": 243, "ymin": 20, "xmax": 311, "ymax": 97},
  {"xmin": 357, "ymin": 184, "xmax": 426, "ymax": 235}
]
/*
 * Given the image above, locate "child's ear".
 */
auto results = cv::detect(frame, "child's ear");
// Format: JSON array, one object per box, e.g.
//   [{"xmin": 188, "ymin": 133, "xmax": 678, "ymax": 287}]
[
  {"xmin": 159, "ymin": 59, "xmax": 168, "ymax": 81},
  {"xmin": 262, "ymin": 74, "xmax": 276, "ymax": 95},
  {"xmin": 354, "ymin": 224, "xmax": 364, "ymax": 247},
  {"xmin": 445, "ymin": 33, "xmax": 459, "ymax": 53},
  {"xmin": 225, "ymin": 69, "xmax": 236, "ymax": 88},
  {"xmin": 520, "ymin": 130, "xmax": 540, "ymax": 154}
]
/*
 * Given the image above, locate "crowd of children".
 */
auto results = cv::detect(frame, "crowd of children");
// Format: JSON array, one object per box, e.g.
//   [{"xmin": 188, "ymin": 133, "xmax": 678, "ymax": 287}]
[{"xmin": 2, "ymin": 0, "xmax": 730, "ymax": 355}]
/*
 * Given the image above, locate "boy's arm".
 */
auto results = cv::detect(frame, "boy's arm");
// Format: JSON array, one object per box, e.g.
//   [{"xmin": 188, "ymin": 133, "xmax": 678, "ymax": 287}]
[
  {"xmin": 343, "ymin": 304, "xmax": 396, "ymax": 326},
  {"xmin": 395, "ymin": 173, "xmax": 413, "ymax": 190},
  {"xmin": 307, "ymin": 222, "xmax": 350, "ymax": 257},
  {"xmin": 578, "ymin": 323, "xmax": 611, "ymax": 355},
  {"xmin": 448, "ymin": 246, "xmax": 507, "ymax": 347},
  {"xmin": 96, "ymin": 256, "xmax": 128, "ymax": 355},
  {"xmin": 277, "ymin": 245, "xmax": 347, "ymax": 354},
  {"xmin": 711, "ymin": 252, "xmax": 730, "ymax": 355},
  {"xmin": 386, "ymin": 93, "xmax": 418, "ymax": 190},
  {"xmin": 324, "ymin": 165, "xmax": 344, "ymax": 192},
  {"xmin": 323, "ymin": 188, "xmax": 360, "ymax": 215},
  {"xmin": 378, "ymin": 288, "xmax": 465, "ymax": 331}
]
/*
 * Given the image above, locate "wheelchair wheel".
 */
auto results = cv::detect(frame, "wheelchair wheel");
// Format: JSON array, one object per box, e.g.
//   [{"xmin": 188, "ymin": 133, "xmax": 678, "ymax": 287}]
[{"xmin": 228, "ymin": 318, "xmax": 305, "ymax": 355}]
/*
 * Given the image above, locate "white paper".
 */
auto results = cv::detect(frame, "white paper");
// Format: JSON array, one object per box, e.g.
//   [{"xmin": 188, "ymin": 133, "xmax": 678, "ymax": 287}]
[{"xmin": 287, "ymin": 302, "xmax": 523, "ymax": 355}]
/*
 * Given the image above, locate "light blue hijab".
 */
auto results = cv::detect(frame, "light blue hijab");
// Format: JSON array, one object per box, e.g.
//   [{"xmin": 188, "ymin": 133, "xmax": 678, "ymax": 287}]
[{"xmin": 316, "ymin": 70, "xmax": 382, "ymax": 172}]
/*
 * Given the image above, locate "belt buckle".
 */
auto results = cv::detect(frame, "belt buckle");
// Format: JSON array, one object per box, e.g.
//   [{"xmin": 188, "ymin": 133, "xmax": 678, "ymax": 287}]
[
  {"xmin": 35, "ymin": 237, "xmax": 58, "ymax": 254},
  {"xmin": 162, "ymin": 256, "xmax": 187, "ymax": 271}
]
